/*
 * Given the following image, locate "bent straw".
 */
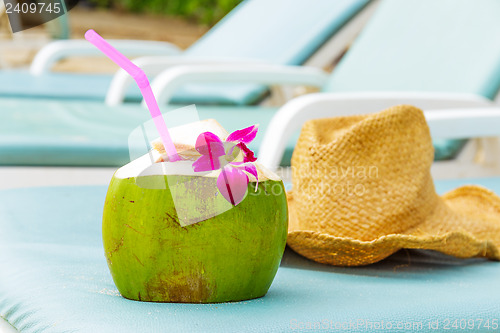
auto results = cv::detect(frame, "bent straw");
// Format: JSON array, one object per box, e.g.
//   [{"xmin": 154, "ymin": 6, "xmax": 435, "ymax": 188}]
[{"xmin": 84, "ymin": 29, "xmax": 180, "ymax": 162}]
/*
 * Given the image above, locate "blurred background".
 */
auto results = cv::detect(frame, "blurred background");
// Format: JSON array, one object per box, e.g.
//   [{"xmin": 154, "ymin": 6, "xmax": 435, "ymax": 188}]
[
  {"xmin": 1, "ymin": 0, "xmax": 499, "ymax": 187},
  {"xmin": 0, "ymin": 0, "xmax": 241, "ymax": 71}
]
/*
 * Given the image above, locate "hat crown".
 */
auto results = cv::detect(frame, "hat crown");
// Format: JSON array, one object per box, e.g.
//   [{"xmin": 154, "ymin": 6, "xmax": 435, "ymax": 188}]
[{"xmin": 291, "ymin": 105, "xmax": 439, "ymax": 240}]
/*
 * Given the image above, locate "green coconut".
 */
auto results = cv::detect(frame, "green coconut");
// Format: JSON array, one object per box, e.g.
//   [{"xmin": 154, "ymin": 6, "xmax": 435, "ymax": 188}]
[{"xmin": 102, "ymin": 120, "xmax": 288, "ymax": 303}]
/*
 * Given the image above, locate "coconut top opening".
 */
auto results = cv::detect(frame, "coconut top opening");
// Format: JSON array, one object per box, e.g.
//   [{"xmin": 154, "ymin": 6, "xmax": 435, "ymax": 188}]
[{"xmin": 115, "ymin": 119, "xmax": 281, "ymax": 182}]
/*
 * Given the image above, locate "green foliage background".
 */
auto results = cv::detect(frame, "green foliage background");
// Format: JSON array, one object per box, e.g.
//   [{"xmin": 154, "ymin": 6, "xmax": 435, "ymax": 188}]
[{"xmin": 90, "ymin": 0, "xmax": 243, "ymax": 25}]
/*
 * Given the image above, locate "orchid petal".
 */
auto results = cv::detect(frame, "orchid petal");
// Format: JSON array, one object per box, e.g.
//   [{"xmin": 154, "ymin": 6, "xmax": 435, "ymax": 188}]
[
  {"xmin": 217, "ymin": 166, "xmax": 249, "ymax": 206},
  {"xmin": 230, "ymin": 162, "xmax": 259, "ymax": 191},
  {"xmin": 244, "ymin": 164, "xmax": 259, "ymax": 191},
  {"xmin": 238, "ymin": 142, "xmax": 257, "ymax": 162},
  {"xmin": 244, "ymin": 164, "xmax": 258, "ymax": 180},
  {"xmin": 195, "ymin": 132, "xmax": 225, "ymax": 157},
  {"xmin": 193, "ymin": 154, "xmax": 221, "ymax": 172},
  {"xmin": 226, "ymin": 125, "xmax": 258, "ymax": 144}
]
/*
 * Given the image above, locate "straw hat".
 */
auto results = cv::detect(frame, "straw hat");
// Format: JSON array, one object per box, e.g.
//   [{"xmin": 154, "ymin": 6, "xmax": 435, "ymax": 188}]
[{"xmin": 287, "ymin": 105, "xmax": 500, "ymax": 266}]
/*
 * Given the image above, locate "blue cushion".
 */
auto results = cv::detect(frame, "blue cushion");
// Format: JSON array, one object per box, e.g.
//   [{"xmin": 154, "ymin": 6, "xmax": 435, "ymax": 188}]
[
  {"xmin": 0, "ymin": 95, "xmax": 477, "ymax": 166},
  {"xmin": 323, "ymin": 0, "xmax": 500, "ymax": 98},
  {"xmin": 2, "ymin": 177, "xmax": 500, "ymax": 331},
  {"xmin": 0, "ymin": 98, "xmax": 290, "ymax": 166},
  {"xmin": 0, "ymin": 70, "xmax": 139, "ymax": 101},
  {"xmin": 0, "ymin": 0, "xmax": 369, "ymax": 104},
  {"xmin": 0, "ymin": 95, "xmax": 470, "ymax": 166},
  {"xmin": 323, "ymin": 0, "xmax": 500, "ymax": 160}
]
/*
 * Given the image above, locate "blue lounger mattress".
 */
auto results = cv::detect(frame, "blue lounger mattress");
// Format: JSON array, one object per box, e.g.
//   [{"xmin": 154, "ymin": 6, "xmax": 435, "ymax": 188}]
[
  {"xmin": 1, "ymin": 178, "xmax": 500, "ymax": 332},
  {"xmin": 0, "ymin": 98, "xmax": 464, "ymax": 167},
  {"xmin": 0, "ymin": 99, "xmax": 286, "ymax": 166}
]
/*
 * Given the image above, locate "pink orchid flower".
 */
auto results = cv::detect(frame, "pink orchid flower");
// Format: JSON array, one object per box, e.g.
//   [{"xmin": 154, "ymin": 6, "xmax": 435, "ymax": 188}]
[{"xmin": 192, "ymin": 125, "xmax": 259, "ymax": 206}]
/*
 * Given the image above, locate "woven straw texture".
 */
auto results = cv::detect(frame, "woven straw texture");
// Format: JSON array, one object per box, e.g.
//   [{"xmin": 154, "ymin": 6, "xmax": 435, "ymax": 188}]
[{"xmin": 287, "ymin": 105, "xmax": 500, "ymax": 266}]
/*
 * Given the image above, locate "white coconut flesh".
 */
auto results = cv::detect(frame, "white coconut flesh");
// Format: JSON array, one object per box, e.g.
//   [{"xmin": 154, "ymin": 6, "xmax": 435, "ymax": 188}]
[{"xmin": 114, "ymin": 119, "xmax": 281, "ymax": 182}]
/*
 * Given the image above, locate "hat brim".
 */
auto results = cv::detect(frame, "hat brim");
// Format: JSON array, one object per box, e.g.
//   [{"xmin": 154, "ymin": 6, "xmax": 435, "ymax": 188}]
[{"xmin": 287, "ymin": 185, "xmax": 500, "ymax": 266}]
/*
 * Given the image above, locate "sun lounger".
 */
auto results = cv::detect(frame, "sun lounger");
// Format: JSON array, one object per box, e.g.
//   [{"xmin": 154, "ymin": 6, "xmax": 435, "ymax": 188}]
[{"xmin": 0, "ymin": 0, "xmax": 372, "ymax": 104}]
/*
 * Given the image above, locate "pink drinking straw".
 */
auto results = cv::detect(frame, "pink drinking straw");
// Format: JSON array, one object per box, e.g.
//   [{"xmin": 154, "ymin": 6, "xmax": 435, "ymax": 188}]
[{"xmin": 84, "ymin": 29, "xmax": 180, "ymax": 162}]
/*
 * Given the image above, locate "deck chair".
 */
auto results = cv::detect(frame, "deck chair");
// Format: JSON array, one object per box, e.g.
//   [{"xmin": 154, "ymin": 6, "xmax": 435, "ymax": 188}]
[
  {"xmin": 0, "ymin": 0, "xmax": 373, "ymax": 103},
  {"xmin": 147, "ymin": 0, "xmax": 500, "ymax": 164},
  {"xmin": 2, "ymin": 106, "xmax": 500, "ymax": 332}
]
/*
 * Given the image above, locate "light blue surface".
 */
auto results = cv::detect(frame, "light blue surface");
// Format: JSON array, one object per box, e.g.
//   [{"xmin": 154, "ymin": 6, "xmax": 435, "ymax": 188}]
[
  {"xmin": 0, "ymin": 70, "xmax": 139, "ymax": 102},
  {"xmin": 1, "ymin": 178, "xmax": 500, "ymax": 332},
  {"xmin": 0, "ymin": 98, "xmax": 294, "ymax": 166},
  {"xmin": 323, "ymin": 0, "xmax": 500, "ymax": 99},
  {"xmin": 0, "ymin": 0, "xmax": 369, "ymax": 105}
]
